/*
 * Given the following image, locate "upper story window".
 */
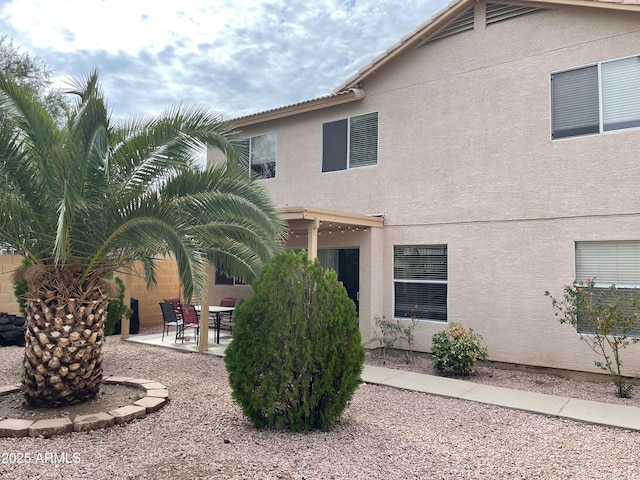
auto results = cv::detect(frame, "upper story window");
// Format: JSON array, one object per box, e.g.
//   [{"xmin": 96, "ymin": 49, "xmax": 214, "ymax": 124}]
[
  {"xmin": 238, "ymin": 132, "xmax": 276, "ymax": 179},
  {"xmin": 215, "ymin": 269, "xmax": 245, "ymax": 286},
  {"xmin": 551, "ymin": 55, "xmax": 640, "ymax": 139},
  {"xmin": 322, "ymin": 112, "xmax": 378, "ymax": 172}
]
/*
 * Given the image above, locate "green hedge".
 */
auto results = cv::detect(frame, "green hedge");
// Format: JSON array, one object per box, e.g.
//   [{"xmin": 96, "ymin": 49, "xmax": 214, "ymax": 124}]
[{"xmin": 224, "ymin": 250, "xmax": 365, "ymax": 432}]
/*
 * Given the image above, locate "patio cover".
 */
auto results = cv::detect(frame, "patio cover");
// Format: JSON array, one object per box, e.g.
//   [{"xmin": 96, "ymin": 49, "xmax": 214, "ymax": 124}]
[{"xmin": 279, "ymin": 206, "xmax": 385, "ymax": 259}]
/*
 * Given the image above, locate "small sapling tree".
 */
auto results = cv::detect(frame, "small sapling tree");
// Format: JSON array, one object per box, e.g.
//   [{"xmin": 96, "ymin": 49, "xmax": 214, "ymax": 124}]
[
  {"xmin": 545, "ymin": 279, "xmax": 640, "ymax": 398},
  {"xmin": 368, "ymin": 315, "xmax": 418, "ymax": 363}
]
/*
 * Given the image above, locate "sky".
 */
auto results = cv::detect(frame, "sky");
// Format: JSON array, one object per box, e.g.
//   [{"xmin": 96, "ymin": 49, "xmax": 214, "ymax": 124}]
[{"xmin": 0, "ymin": 0, "xmax": 448, "ymax": 121}]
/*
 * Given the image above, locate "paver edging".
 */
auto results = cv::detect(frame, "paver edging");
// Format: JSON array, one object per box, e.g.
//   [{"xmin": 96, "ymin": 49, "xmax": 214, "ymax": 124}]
[{"xmin": 0, "ymin": 376, "xmax": 169, "ymax": 438}]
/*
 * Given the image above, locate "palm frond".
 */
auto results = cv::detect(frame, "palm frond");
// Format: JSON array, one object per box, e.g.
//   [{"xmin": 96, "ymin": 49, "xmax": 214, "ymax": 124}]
[{"xmin": 0, "ymin": 69, "xmax": 287, "ymax": 301}]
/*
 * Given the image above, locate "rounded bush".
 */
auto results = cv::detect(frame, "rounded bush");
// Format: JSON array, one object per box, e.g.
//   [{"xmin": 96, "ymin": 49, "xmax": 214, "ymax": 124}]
[
  {"xmin": 431, "ymin": 323, "xmax": 488, "ymax": 376},
  {"xmin": 224, "ymin": 250, "xmax": 365, "ymax": 432}
]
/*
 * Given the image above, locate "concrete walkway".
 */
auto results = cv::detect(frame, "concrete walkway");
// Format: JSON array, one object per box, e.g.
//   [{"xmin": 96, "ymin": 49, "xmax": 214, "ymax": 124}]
[
  {"xmin": 126, "ymin": 333, "xmax": 640, "ymax": 432},
  {"xmin": 362, "ymin": 365, "xmax": 640, "ymax": 432}
]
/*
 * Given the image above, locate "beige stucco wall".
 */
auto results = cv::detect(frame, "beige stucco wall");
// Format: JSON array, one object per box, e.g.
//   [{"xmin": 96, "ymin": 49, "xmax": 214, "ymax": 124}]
[{"xmin": 208, "ymin": 3, "xmax": 640, "ymax": 375}]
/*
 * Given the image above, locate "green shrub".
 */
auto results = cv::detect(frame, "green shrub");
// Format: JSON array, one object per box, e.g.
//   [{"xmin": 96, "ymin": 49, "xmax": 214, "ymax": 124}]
[
  {"xmin": 545, "ymin": 279, "xmax": 640, "ymax": 398},
  {"xmin": 105, "ymin": 277, "xmax": 132, "ymax": 336},
  {"xmin": 224, "ymin": 250, "xmax": 365, "ymax": 432},
  {"xmin": 368, "ymin": 315, "xmax": 418, "ymax": 363},
  {"xmin": 431, "ymin": 323, "xmax": 488, "ymax": 376}
]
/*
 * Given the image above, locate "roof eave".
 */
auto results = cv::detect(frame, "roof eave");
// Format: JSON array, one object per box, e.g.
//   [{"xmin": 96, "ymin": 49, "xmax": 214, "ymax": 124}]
[
  {"xmin": 335, "ymin": 0, "xmax": 474, "ymax": 92},
  {"xmin": 542, "ymin": 0, "xmax": 640, "ymax": 10},
  {"xmin": 230, "ymin": 88, "xmax": 365, "ymax": 129},
  {"xmin": 336, "ymin": 0, "xmax": 640, "ymax": 92}
]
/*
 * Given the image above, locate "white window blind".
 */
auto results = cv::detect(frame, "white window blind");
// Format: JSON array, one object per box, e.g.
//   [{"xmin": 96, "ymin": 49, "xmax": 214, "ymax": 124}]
[
  {"xmin": 349, "ymin": 112, "xmax": 378, "ymax": 168},
  {"xmin": 602, "ymin": 56, "xmax": 640, "ymax": 132},
  {"xmin": 393, "ymin": 245, "xmax": 447, "ymax": 322},
  {"xmin": 575, "ymin": 241, "xmax": 640, "ymax": 337},
  {"xmin": 576, "ymin": 241, "xmax": 640, "ymax": 288}
]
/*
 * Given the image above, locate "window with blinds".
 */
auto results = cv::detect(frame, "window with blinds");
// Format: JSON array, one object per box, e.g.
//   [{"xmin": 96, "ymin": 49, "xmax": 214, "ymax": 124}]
[
  {"xmin": 237, "ymin": 132, "xmax": 276, "ymax": 179},
  {"xmin": 393, "ymin": 245, "xmax": 447, "ymax": 322},
  {"xmin": 602, "ymin": 57, "xmax": 640, "ymax": 132},
  {"xmin": 551, "ymin": 55, "xmax": 640, "ymax": 139},
  {"xmin": 576, "ymin": 241, "xmax": 640, "ymax": 288},
  {"xmin": 575, "ymin": 241, "xmax": 640, "ymax": 337},
  {"xmin": 322, "ymin": 112, "xmax": 378, "ymax": 172},
  {"xmin": 551, "ymin": 66, "xmax": 599, "ymax": 139}
]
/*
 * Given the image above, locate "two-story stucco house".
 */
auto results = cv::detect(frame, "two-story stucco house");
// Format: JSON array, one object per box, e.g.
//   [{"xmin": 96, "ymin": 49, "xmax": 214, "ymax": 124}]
[{"xmin": 208, "ymin": 0, "xmax": 640, "ymax": 375}]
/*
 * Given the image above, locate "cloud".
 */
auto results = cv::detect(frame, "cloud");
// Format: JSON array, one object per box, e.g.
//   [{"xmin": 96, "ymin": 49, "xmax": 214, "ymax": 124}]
[{"xmin": 0, "ymin": 0, "xmax": 444, "ymax": 120}]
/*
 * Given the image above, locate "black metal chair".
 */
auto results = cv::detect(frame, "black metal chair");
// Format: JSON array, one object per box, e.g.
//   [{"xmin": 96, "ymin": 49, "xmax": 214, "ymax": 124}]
[
  {"xmin": 159, "ymin": 302, "xmax": 180, "ymax": 341},
  {"xmin": 218, "ymin": 297, "xmax": 236, "ymax": 333},
  {"xmin": 163, "ymin": 297, "xmax": 183, "ymax": 322}
]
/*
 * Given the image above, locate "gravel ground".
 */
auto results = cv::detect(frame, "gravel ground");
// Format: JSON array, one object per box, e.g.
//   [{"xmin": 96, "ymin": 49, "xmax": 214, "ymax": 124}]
[{"xmin": 1, "ymin": 336, "xmax": 639, "ymax": 480}]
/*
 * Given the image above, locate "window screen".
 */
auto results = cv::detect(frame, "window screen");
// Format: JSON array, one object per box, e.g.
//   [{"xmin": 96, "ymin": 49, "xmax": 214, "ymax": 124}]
[
  {"xmin": 551, "ymin": 66, "xmax": 599, "ymax": 139},
  {"xmin": 322, "ymin": 119, "xmax": 348, "ymax": 172}
]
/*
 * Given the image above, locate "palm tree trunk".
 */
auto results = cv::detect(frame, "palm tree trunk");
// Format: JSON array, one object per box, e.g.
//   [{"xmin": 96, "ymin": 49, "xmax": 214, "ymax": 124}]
[{"xmin": 21, "ymin": 266, "xmax": 110, "ymax": 407}]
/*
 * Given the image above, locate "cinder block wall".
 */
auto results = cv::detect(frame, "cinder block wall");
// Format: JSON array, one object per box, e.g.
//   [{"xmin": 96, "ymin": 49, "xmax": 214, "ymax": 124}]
[
  {"xmin": 0, "ymin": 255, "xmax": 182, "ymax": 329},
  {"xmin": 127, "ymin": 259, "xmax": 181, "ymax": 329},
  {"xmin": 0, "ymin": 255, "xmax": 23, "ymax": 316}
]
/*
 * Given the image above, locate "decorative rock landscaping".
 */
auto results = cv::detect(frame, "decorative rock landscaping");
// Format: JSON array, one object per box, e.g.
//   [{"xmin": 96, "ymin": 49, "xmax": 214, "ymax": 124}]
[{"xmin": 0, "ymin": 376, "xmax": 168, "ymax": 437}]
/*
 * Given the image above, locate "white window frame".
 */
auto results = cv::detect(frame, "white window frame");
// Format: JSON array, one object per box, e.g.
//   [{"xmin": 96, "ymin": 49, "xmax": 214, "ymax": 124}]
[
  {"xmin": 574, "ymin": 240, "xmax": 640, "ymax": 337},
  {"xmin": 238, "ymin": 132, "xmax": 276, "ymax": 179},
  {"xmin": 322, "ymin": 111, "xmax": 378, "ymax": 173},
  {"xmin": 550, "ymin": 54, "xmax": 640, "ymax": 140},
  {"xmin": 392, "ymin": 244, "xmax": 448, "ymax": 323}
]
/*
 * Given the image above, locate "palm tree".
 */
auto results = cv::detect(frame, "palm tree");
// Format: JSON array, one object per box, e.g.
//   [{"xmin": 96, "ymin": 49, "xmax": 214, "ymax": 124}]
[{"xmin": 0, "ymin": 71, "xmax": 286, "ymax": 407}]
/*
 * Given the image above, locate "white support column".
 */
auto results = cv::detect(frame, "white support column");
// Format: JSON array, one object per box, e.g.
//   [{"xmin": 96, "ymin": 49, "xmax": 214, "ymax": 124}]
[
  {"xmin": 307, "ymin": 218, "xmax": 319, "ymax": 260},
  {"xmin": 359, "ymin": 226, "xmax": 385, "ymax": 345},
  {"xmin": 198, "ymin": 264, "xmax": 212, "ymax": 352}
]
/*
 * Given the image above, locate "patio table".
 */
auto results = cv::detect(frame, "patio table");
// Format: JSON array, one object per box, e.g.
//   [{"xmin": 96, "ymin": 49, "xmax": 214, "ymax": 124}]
[{"xmin": 194, "ymin": 305, "xmax": 235, "ymax": 344}]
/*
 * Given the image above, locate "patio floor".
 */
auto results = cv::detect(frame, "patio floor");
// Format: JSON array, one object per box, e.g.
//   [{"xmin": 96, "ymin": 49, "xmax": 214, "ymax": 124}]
[{"xmin": 125, "ymin": 328, "xmax": 232, "ymax": 356}]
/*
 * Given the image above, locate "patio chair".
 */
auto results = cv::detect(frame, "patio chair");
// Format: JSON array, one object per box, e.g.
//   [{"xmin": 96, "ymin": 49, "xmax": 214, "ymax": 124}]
[
  {"xmin": 159, "ymin": 302, "xmax": 180, "ymax": 341},
  {"xmin": 218, "ymin": 297, "xmax": 237, "ymax": 333},
  {"xmin": 177, "ymin": 303, "xmax": 200, "ymax": 343},
  {"xmin": 163, "ymin": 297, "xmax": 183, "ymax": 322}
]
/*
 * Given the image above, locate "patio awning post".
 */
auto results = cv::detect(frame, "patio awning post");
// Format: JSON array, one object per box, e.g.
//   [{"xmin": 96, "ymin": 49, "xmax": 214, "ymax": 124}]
[
  {"xmin": 198, "ymin": 265, "xmax": 212, "ymax": 352},
  {"xmin": 307, "ymin": 218, "xmax": 319, "ymax": 260}
]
